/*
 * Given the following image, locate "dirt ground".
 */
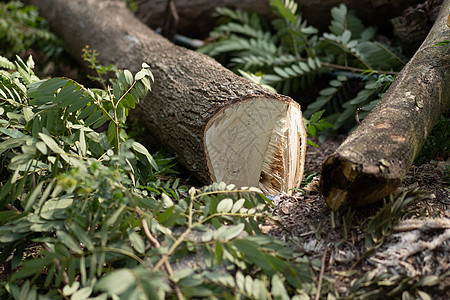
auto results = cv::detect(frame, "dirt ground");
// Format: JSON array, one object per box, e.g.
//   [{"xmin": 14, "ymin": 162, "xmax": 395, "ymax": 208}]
[{"xmin": 267, "ymin": 137, "xmax": 450, "ymax": 298}]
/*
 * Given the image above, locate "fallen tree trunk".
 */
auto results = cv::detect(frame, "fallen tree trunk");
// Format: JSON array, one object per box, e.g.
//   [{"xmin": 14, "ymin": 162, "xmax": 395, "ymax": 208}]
[
  {"xmin": 319, "ymin": 0, "xmax": 450, "ymax": 211},
  {"xmin": 23, "ymin": 0, "xmax": 307, "ymax": 195}
]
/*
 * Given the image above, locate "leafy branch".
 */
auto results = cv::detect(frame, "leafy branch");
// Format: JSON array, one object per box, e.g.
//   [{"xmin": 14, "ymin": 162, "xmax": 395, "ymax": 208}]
[
  {"xmin": 199, "ymin": 0, "xmax": 406, "ymax": 134},
  {"xmin": 0, "ymin": 54, "xmax": 316, "ymax": 299}
]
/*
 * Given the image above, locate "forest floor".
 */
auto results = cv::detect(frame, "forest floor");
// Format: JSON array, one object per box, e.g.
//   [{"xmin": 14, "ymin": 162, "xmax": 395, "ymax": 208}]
[
  {"xmin": 1, "ymin": 50, "xmax": 448, "ymax": 299},
  {"xmin": 267, "ymin": 137, "xmax": 450, "ymax": 298}
]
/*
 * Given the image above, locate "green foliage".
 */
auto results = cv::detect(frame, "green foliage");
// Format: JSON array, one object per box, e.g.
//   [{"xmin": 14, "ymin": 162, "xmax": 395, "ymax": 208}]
[
  {"xmin": 0, "ymin": 1, "xmax": 62, "ymax": 58},
  {"xmin": 0, "ymin": 54, "xmax": 318, "ymax": 299},
  {"xmin": 363, "ymin": 189, "xmax": 432, "ymax": 252},
  {"xmin": 199, "ymin": 0, "xmax": 406, "ymax": 134},
  {"xmin": 302, "ymin": 110, "xmax": 332, "ymax": 147},
  {"xmin": 435, "ymin": 40, "xmax": 450, "ymax": 54}
]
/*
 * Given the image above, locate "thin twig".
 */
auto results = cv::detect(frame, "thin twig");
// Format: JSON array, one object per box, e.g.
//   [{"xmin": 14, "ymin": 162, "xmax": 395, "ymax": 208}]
[
  {"xmin": 318, "ymin": 61, "xmax": 400, "ymax": 76},
  {"xmin": 315, "ymin": 248, "xmax": 328, "ymax": 300},
  {"xmin": 355, "ymin": 107, "xmax": 361, "ymax": 125},
  {"xmin": 142, "ymin": 218, "xmax": 185, "ymax": 300},
  {"xmin": 142, "ymin": 218, "xmax": 160, "ymax": 247},
  {"xmin": 153, "ymin": 227, "xmax": 192, "ymax": 271}
]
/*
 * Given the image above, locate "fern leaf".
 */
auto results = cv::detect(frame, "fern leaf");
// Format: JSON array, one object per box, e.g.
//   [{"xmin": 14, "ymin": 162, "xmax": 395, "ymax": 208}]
[
  {"xmin": 216, "ymin": 22, "xmax": 266, "ymax": 39},
  {"xmin": 304, "ymin": 75, "xmax": 349, "ymax": 118},
  {"xmin": 0, "ymin": 56, "xmax": 15, "ymax": 70},
  {"xmin": 215, "ymin": 7, "xmax": 263, "ymax": 30},
  {"xmin": 329, "ymin": 4, "xmax": 364, "ymax": 38}
]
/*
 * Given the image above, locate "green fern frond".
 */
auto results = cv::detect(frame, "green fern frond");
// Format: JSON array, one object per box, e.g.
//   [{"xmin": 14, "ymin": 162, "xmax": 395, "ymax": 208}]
[
  {"xmin": 263, "ymin": 57, "xmax": 321, "ymax": 83},
  {"xmin": 262, "ymin": 59, "xmax": 323, "ymax": 94},
  {"xmin": 333, "ymin": 79, "xmax": 379, "ymax": 131},
  {"xmin": 0, "ymin": 1, "xmax": 62, "ymax": 58},
  {"xmin": 215, "ymin": 22, "xmax": 267, "ymax": 40},
  {"xmin": 356, "ymin": 41, "xmax": 407, "ymax": 69},
  {"xmin": 214, "ymin": 7, "xmax": 264, "ymax": 30},
  {"xmin": 200, "ymin": 2, "xmax": 407, "ymax": 134},
  {"xmin": 232, "ymin": 55, "xmax": 274, "ymax": 71},
  {"xmin": 304, "ymin": 75, "xmax": 349, "ymax": 118},
  {"xmin": 270, "ymin": 0, "xmax": 318, "ymax": 55},
  {"xmin": 270, "ymin": 0, "xmax": 299, "ymax": 25},
  {"xmin": 329, "ymin": 4, "xmax": 364, "ymax": 39},
  {"xmin": 0, "ymin": 56, "xmax": 15, "ymax": 70}
]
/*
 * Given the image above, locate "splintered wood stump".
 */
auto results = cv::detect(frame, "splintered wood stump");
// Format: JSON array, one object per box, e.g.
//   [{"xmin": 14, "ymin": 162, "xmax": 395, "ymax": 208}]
[
  {"xmin": 204, "ymin": 96, "xmax": 305, "ymax": 193},
  {"xmin": 320, "ymin": 0, "xmax": 450, "ymax": 210},
  {"xmin": 23, "ymin": 0, "xmax": 307, "ymax": 194}
]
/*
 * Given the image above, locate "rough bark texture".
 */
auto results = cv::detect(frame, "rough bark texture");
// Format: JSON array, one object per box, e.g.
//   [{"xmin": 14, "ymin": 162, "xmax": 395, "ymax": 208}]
[
  {"xmin": 23, "ymin": 0, "xmax": 307, "ymax": 193},
  {"xmin": 320, "ymin": 0, "xmax": 450, "ymax": 211},
  {"xmin": 135, "ymin": 0, "xmax": 422, "ymax": 38},
  {"xmin": 391, "ymin": 0, "xmax": 444, "ymax": 56}
]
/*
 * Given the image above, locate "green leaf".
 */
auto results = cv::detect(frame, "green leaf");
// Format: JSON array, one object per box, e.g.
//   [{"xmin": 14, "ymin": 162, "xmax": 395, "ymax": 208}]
[
  {"xmin": 127, "ymin": 229, "xmax": 145, "ymax": 254},
  {"xmin": 62, "ymin": 281, "xmax": 80, "ymax": 296},
  {"xmin": 84, "ymin": 109, "xmax": 103, "ymax": 126},
  {"xmin": 106, "ymin": 205, "xmax": 125, "ymax": 226},
  {"xmin": 95, "ymin": 268, "xmax": 135, "ymax": 295},
  {"xmin": 78, "ymin": 104, "xmax": 96, "ymax": 120},
  {"xmin": 123, "ymin": 69, "xmax": 134, "ymax": 85},
  {"xmin": 233, "ymin": 239, "xmax": 272, "ymax": 271},
  {"xmin": 341, "ymin": 29, "xmax": 351, "ymax": 44},
  {"xmin": 134, "ymin": 70, "xmax": 147, "ymax": 81},
  {"xmin": 71, "ymin": 223, "xmax": 94, "ymax": 251},
  {"xmin": 132, "ymin": 141, "xmax": 158, "ymax": 170},
  {"xmin": 231, "ymin": 198, "xmax": 246, "ymax": 213},
  {"xmin": 122, "ymin": 93, "xmax": 136, "ymax": 109},
  {"xmin": 214, "ymin": 223, "xmax": 245, "ymax": 241},
  {"xmin": 271, "ymin": 274, "xmax": 289, "ymax": 300},
  {"xmin": 38, "ymin": 78, "xmax": 69, "ymax": 95},
  {"xmin": 216, "ymin": 198, "xmax": 233, "ymax": 213},
  {"xmin": 71, "ymin": 286, "xmax": 93, "ymax": 300},
  {"xmin": 56, "ymin": 231, "xmax": 83, "ymax": 254},
  {"xmin": 319, "ymin": 87, "xmax": 337, "ymax": 96},
  {"xmin": 39, "ymin": 133, "xmax": 64, "ymax": 154},
  {"xmin": 107, "ymin": 121, "xmax": 116, "ymax": 145},
  {"xmin": 78, "ymin": 129, "xmax": 86, "ymax": 156},
  {"xmin": 274, "ymin": 67, "xmax": 289, "ymax": 78},
  {"xmin": 215, "ymin": 240, "xmax": 223, "ymax": 265},
  {"xmin": 67, "ymin": 96, "xmax": 90, "ymax": 114},
  {"xmin": 171, "ymin": 268, "xmax": 194, "ymax": 283},
  {"xmin": 12, "ymin": 257, "xmax": 53, "ymax": 279},
  {"xmin": 24, "ymin": 181, "xmax": 44, "ymax": 212},
  {"xmin": 0, "ymin": 55, "xmax": 15, "ymax": 69}
]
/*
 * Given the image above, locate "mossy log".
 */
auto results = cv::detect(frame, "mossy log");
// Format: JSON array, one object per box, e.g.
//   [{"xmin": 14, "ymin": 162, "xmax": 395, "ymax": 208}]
[
  {"xmin": 23, "ymin": 0, "xmax": 307, "ymax": 194},
  {"xmin": 320, "ymin": 0, "xmax": 450, "ymax": 211}
]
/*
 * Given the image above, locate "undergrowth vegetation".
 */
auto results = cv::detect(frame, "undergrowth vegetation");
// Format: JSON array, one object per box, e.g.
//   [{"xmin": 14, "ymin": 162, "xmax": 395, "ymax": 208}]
[
  {"xmin": 0, "ymin": 1, "xmax": 448, "ymax": 299},
  {"xmin": 199, "ymin": 0, "xmax": 406, "ymax": 135},
  {"xmin": 0, "ymin": 0, "xmax": 62, "ymax": 59},
  {"xmin": 0, "ymin": 53, "xmax": 320, "ymax": 299},
  {"xmin": 0, "ymin": 53, "xmax": 441, "ymax": 299}
]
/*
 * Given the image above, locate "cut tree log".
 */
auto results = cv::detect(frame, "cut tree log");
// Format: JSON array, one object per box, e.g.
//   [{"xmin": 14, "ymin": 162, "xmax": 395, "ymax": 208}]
[
  {"xmin": 320, "ymin": 0, "xmax": 450, "ymax": 211},
  {"xmin": 23, "ymin": 0, "xmax": 307, "ymax": 195}
]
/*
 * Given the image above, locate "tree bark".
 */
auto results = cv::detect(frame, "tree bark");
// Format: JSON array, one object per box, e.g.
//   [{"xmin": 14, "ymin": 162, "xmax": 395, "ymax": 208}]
[
  {"xmin": 319, "ymin": 0, "xmax": 450, "ymax": 211},
  {"xmin": 135, "ymin": 0, "xmax": 423, "ymax": 38},
  {"xmin": 22, "ymin": 0, "xmax": 307, "ymax": 195}
]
